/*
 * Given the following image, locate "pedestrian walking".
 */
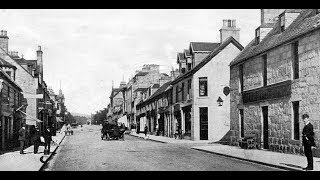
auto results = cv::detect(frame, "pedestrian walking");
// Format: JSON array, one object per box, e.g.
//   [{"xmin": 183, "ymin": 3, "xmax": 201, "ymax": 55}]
[
  {"xmin": 67, "ymin": 124, "xmax": 71, "ymax": 135},
  {"xmin": 31, "ymin": 126, "xmax": 41, "ymax": 154},
  {"xmin": 18, "ymin": 124, "xmax": 27, "ymax": 154},
  {"xmin": 144, "ymin": 125, "xmax": 148, "ymax": 138},
  {"xmin": 302, "ymin": 114, "xmax": 316, "ymax": 170},
  {"xmin": 43, "ymin": 127, "xmax": 52, "ymax": 155}
]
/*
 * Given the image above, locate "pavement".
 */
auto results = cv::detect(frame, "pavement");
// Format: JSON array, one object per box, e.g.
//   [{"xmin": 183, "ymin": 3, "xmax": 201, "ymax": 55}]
[
  {"xmin": 0, "ymin": 131, "xmax": 66, "ymax": 171},
  {"xmin": 129, "ymin": 131, "xmax": 320, "ymax": 171}
]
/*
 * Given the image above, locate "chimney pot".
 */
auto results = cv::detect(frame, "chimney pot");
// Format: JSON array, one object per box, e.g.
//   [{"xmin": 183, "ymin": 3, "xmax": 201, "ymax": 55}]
[
  {"xmin": 38, "ymin": 45, "xmax": 41, "ymax": 51},
  {"xmin": 3, "ymin": 31, "xmax": 7, "ymax": 36}
]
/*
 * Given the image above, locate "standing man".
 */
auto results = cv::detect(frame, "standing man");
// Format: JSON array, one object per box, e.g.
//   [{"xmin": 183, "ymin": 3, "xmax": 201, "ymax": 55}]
[
  {"xmin": 43, "ymin": 127, "xmax": 52, "ymax": 155},
  {"xmin": 144, "ymin": 124, "xmax": 148, "ymax": 138},
  {"xmin": 18, "ymin": 124, "xmax": 27, "ymax": 154},
  {"xmin": 32, "ymin": 126, "xmax": 41, "ymax": 154},
  {"xmin": 302, "ymin": 114, "xmax": 316, "ymax": 170}
]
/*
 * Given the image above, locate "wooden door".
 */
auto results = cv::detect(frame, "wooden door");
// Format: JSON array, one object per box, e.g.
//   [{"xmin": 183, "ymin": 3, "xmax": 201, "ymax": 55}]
[
  {"xmin": 200, "ymin": 107, "xmax": 208, "ymax": 140},
  {"xmin": 262, "ymin": 106, "xmax": 269, "ymax": 149}
]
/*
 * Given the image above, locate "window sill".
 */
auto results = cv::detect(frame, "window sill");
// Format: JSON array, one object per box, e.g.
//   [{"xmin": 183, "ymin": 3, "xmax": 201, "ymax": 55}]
[{"xmin": 197, "ymin": 96, "xmax": 209, "ymax": 99}]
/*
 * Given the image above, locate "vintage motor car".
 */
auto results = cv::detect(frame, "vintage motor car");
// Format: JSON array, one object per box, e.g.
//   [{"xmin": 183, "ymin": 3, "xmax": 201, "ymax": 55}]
[{"xmin": 101, "ymin": 121, "xmax": 125, "ymax": 140}]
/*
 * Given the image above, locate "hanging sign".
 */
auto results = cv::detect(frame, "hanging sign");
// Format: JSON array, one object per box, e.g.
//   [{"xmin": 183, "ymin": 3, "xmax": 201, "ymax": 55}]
[{"xmin": 223, "ymin": 86, "xmax": 230, "ymax": 96}]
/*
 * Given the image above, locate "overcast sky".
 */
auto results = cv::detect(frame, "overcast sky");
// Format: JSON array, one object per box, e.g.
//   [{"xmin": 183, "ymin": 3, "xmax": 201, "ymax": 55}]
[{"xmin": 0, "ymin": 9, "xmax": 260, "ymax": 115}]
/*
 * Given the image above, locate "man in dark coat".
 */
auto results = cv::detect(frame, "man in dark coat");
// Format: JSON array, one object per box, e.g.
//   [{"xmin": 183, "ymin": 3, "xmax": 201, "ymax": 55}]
[
  {"xmin": 302, "ymin": 114, "xmax": 316, "ymax": 170},
  {"xmin": 144, "ymin": 125, "xmax": 148, "ymax": 138},
  {"xmin": 18, "ymin": 124, "xmax": 27, "ymax": 154},
  {"xmin": 43, "ymin": 127, "xmax": 52, "ymax": 154},
  {"xmin": 31, "ymin": 126, "xmax": 41, "ymax": 154}
]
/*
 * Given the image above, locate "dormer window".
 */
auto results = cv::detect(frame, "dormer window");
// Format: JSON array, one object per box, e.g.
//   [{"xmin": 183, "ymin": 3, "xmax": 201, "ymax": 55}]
[
  {"xmin": 280, "ymin": 13, "xmax": 285, "ymax": 32},
  {"xmin": 255, "ymin": 28, "xmax": 260, "ymax": 44}
]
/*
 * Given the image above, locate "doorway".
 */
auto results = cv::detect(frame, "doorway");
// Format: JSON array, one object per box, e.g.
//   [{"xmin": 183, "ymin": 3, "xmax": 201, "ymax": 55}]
[
  {"xmin": 262, "ymin": 106, "xmax": 269, "ymax": 149},
  {"xmin": 240, "ymin": 109, "xmax": 244, "ymax": 138},
  {"xmin": 199, "ymin": 107, "xmax": 208, "ymax": 140}
]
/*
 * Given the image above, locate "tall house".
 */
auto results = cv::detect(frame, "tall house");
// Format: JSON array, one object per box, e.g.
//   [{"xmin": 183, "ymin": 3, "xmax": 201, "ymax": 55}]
[{"xmin": 171, "ymin": 19, "xmax": 243, "ymax": 141}]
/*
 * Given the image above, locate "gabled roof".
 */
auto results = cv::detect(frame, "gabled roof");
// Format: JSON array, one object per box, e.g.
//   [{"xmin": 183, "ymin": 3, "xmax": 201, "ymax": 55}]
[
  {"xmin": 171, "ymin": 36, "xmax": 243, "ymax": 85},
  {"xmin": 230, "ymin": 9, "xmax": 319, "ymax": 66},
  {"xmin": 137, "ymin": 81, "xmax": 171, "ymax": 106},
  {"xmin": 190, "ymin": 42, "xmax": 220, "ymax": 52},
  {"xmin": 184, "ymin": 49, "xmax": 191, "ymax": 57},
  {"xmin": 0, "ymin": 57, "xmax": 16, "ymax": 69},
  {"xmin": 177, "ymin": 52, "xmax": 185, "ymax": 63}
]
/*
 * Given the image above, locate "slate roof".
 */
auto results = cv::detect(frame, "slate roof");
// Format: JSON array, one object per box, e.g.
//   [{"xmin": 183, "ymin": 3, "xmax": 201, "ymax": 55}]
[
  {"xmin": 171, "ymin": 36, "xmax": 243, "ymax": 85},
  {"xmin": 190, "ymin": 42, "xmax": 220, "ymax": 52},
  {"xmin": 184, "ymin": 49, "xmax": 191, "ymax": 57},
  {"xmin": 14, "ymin": 58, "xmax": 37, "ymax": 66},
  {"xmin": 230, "ymin": 9, "xmax": 320, "ymax": 66},
  {"xmin": 135, "ymin": 71, "xmax": 149, "ymax": 77},
  {"xmin": 134, "ymin": 87, "xmax": 149, "ymax": 92},
  {"xmin": 152, "ymin": 84, "xmax": 160, "ymax": 88},
  {"xmin": 136, "ymin": 81, "xmax": 172, "ymax": 106},
  {"xmin": 0, "ymin": 57, "xmax": 16, "ymax": 69}
]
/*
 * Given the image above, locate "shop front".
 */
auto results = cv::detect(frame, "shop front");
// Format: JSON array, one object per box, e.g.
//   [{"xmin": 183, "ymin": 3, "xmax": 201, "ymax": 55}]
[{"xmin": 181, "ymin": 104, "xmax": 192, "ymax": 140}]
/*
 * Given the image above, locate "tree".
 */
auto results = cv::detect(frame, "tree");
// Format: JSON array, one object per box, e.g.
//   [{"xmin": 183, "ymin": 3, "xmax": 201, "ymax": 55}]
[{"xmin": 92, "ymin": 108, "xmax": 108, "ymax": 125}]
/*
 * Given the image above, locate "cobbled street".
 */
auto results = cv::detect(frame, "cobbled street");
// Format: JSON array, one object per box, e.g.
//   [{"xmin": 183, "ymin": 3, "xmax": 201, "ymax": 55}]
[{"xmin": 44, "ymin": 125, "xmax": 282, "ymax": 171}]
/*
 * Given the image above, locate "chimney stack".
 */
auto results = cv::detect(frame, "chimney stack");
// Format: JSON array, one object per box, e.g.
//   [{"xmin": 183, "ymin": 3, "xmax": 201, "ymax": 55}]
[
  {"xmin": 37, "ymin": 45, "xmax": 43, "ymax": 83},
  {"xmin": 261, "ymin": 9, "xmax": 285, "ymax": 25},
  {"xmin": 219, "ymin": 19, "xmax": 240, "ymax": 44},
  {"xmin": 0, "ymin": 30, "xmax": 9, "ymax": 53}
]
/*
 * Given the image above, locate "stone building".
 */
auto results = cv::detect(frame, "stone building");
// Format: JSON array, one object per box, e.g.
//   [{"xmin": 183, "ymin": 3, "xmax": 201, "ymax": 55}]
[
  {"xmin": 136, "ymin": 81, "xmax": 172, "ymax": 136},
  {"xmin": 109, "ymin": 82, "xmax": 125, "ymax": 123},
  {"xmin": 0, "ymin": 66, "xmax": 26, "ymax": 151},
  {"xmin": 0, "ymin": 30, "xmax": 54, "ymax": 137},
  {"xmin": 123, "ymin": 64, "xmax": 171, "ymax": 130},
  {"xmin": 171, "ymin": 19, "xmax": 243, "ymax": 141},
  {"xmin": 229, "ymin": 9, "xmax": 320, "ymax": 156}
]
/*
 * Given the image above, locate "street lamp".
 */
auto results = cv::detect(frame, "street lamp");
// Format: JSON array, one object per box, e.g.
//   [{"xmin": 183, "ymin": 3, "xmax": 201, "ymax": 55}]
[{"xmin": 217, "ymin": 96, "xmax": 223, "ymax": 106}]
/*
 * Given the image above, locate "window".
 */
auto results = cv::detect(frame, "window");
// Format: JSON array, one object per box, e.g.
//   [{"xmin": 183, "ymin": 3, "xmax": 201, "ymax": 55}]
[
  {"xmin": 181, "ymin": 68, "xmax": 186, "ymax": 74},
  {"xmin": 292, "ymin": 41, "xmax": 299, "ymax": 79},
  {"xmin": 280, "ymin": 13, "xmax": 285, "ymax": 32},
  {"xmin": 181, "ymin": 82, "xmax": 184, "ymax": 101},
  {"xmin": 187, "ymin": 79, "xmax": 191, "ymax": 96},
  {"xmin": 228, "ymin": 19, "xmax": 232, "ymax": 27},
  {"xmin": 293, "ymin": 101, "xmax": 299, "ymax": 140},
  {"xmin": 239, "ymin": 64, "xmax": 244, "ymax": 92},
  {"xmin": 176, "ymin": 86, "xmax": 179, "ymax": 102},
  {"xmin": 199, "ymin": 77, "xmax": 208, "ymax": 96},
  {"xmin": 255, "ymin": 28, "xmax": 260, "ymax": 44},
  {"xmin": 262, "ymin": 54, "xmax": 267, "ymax": 86},
  {"xmin": 187, "ymin": 63, "xmax": 192, "ymax": 71}
]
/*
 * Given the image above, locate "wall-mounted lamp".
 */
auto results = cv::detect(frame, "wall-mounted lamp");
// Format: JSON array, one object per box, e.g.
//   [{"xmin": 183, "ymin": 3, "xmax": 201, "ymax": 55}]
[{"xmin": 217, "ymin": 96, "xmax": 223, "ymax": 106}]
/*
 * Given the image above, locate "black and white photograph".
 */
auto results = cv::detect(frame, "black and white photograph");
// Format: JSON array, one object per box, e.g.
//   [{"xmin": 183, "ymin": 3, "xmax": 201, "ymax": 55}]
[{"xmin": 0, "ymin": 9, "xmax": 319, "ymax": 172}]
